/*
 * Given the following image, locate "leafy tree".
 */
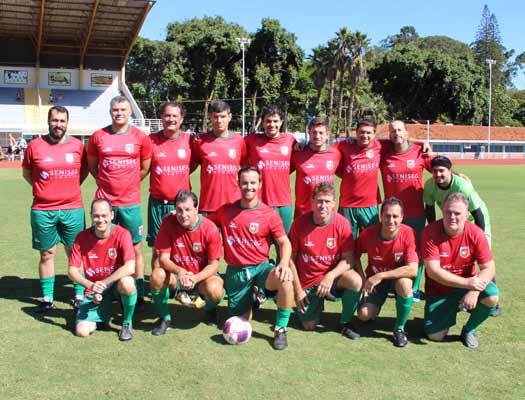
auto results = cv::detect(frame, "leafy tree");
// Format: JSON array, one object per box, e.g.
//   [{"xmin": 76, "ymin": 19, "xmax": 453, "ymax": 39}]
[{"xmin": 381, "ymin": 26, "xmax": 419, "ymax": 49}]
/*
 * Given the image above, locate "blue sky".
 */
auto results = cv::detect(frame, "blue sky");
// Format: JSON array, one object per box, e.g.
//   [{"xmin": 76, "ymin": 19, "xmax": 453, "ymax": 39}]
[{"xmin": 139, "ymin": 0, "xmax": 525, "ymax": 89}]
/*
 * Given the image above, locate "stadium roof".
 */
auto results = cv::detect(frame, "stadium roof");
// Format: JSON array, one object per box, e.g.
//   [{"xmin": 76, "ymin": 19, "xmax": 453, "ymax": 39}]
[{"xmin": 0, "ymin": 0, "xmax": 154, "ymax": 69}]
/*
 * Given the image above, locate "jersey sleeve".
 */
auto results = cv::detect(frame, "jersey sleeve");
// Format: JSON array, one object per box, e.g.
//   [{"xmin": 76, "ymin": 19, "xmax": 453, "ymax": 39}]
[
  {"xmin": 289, "ymin": 220, "xmax": 300, "ymax": 253},
  {"xmin": 140, "ymin": 132, "xmax": 152, "ymax": 161},
  {"xmin": 239, "ymin": 137, "xmax": 247, "ymax": 166},
  {"xmin": 22, "ymin": 141, "xmax": 33, "ymax": 170},
  {"xmin": 190, "ymin": 136, "xmax": 202, "ymax": 165},
  {"xmin": 120, "ymin": 229, "xmax": 135, "ymax": 263},
  {"xmin": 423, "ymin": 153, "xmax": 434, "ymax": 172},
  {"xmin": 204, "ymin": 221, "xmax": 223, "ymax": 261},
  {"xmin": 355, "ymin": 229, "xmax": 367, "ymax": 258},
  {"xmin": 339, "ymin": 217, "xmax": 354, "ymax": 253},
  {"xmin": 473, "ymin": 226, "xmax": 493, "ymax": 265},
  {"xmin": 421, "ymin": 225, "xmax": 440, "ymax": 261},
  {"xmin": 87, "ymin": 132, "xmax": 99, "ymax": 157},
  {"xmin": 422, "ymin": 179, "xmax": 434, "ymax": 206},
  {"xmin": 206, "ymin": 205, "xmax": 222, "ymax": 227},
  {"xmin": 404, "ymin": 227, "xmax": 419, "ymax": 263},
  {"xmin": 69, "ymin": 235, "xmax": 83, "ymax": 268},
  {"xmin": 268, "ymin": 208, "xmax": 286, "ymax": 239},
  {"xmin": 154, "ymin": 217, "xmax": 172, "ymax": 252}
]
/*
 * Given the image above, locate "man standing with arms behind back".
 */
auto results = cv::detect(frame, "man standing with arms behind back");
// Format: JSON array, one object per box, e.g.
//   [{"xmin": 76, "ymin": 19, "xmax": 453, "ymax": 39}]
[
  {"xmin": 87, "ymin": 96, "xmax": 152, "ymax": 310},
  {"xmin": 146, "ymin": 101, "xmax": 193, "ymax": 270},
  {"xmin": 23, "ymin": 106, "xmax": 88, "ymax": 312}
]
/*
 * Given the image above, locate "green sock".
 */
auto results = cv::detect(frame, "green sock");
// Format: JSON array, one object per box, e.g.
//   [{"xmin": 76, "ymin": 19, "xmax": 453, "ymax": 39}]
[
  {"xmin": 275, "ymin": 308, "xmax": 292, "ymax": 329},
  {"xmin": 413, "ymin": 262, "xmax": 424, "ymax": 292},
  {"xmin": 121, "ymin": 291, "xmax": 137, "ymax": 325},
  {"xmin": 204, "ymin": 289, "xmax": 225, "ymax": 311},
  {"xmin": 151, "ymin": 288, "xmax": 171, "ymax": 320},
  {"xmin": 394, "ymin": 295, "xmax": 414, "ymax": 331},
  {"xmin": 135, "ymin": 278, "xmax": 145, "ymax": 299},
  {"xmin": 340, "ymin": 289, "xmax": 361, "ymax": 324},
  {"xmin": 40, "ymin": 276, "xmax": 55, "ymax": 302},
  {"xmin": 464, "ymin": 302, "xmax": 494, "ymax": 333}
]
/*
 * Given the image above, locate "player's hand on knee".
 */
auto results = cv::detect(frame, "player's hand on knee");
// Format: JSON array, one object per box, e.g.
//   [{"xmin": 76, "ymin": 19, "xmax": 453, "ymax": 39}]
[
  {"xmin": 363, "ymin": 275, "xmax": 381, "ymax": 297},
  {"xmin": 276, "ymin": 265, "xmax": 293, "ymax": 282},
  {"xmin": 91, "ymin": 281, "xmax": 107, "ymax": 294},
  {"xmin": 295, "ymin": 290, "xmax": 309, "ymax": 313},
  {"xmin": 460, "ymin": 290, "xmax": 480, "ymax": 310},
  {"xmin": 316, "ymin": 276, "xmax": 334, "ymax": 298},
  {"xmin": 464, "ymin": 276, "xmax": 487, "ymax": 291}
]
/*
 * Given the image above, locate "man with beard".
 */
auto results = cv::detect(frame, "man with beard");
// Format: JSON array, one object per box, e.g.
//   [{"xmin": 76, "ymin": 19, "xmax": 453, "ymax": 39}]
[{"xmin": 22, "ymin": 106, "xmax": 88, "ymax": 312}]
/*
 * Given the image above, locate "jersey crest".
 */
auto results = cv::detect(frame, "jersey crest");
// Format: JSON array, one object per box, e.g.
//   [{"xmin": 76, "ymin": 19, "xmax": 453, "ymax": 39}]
[
  {"xmin": 178, "ymin": 149, "xmax": 187, "ymax": 159},
  {"xmin": 65, "ymin": 153, "xmax": 74, "ymax": 163},
  {"xmin": 228, "ymin": 148, "xmax": 236, "ymax": 159},
  {"xmin": 460, "ymin": 246, "xmax": 470, "ymax": 258},
  {"xmin": 280, "ymin": 146, "xmax": 289, "ymax": 156},
  {"xmin": 249, "ymin": 222, "xmax": 259, "ymax": 234},
  {"xmin": 108, "ymin": 248, "xmax": 117, "ymax": 260},
  {"xmin": 125, "ymin": 143, "xmax": 134, "ymax": 154},
  {"xmin": 326, "ymin": 238, "xmax": 336, "ymax": 249},
  {"xmin": 394, "ymin": 252, "xmax": 403, "ymax": 263},
  {"xmin": 326, "ymin": 160, "xmax": 334, "ymax": 170},
  {"xmin": 366, "ymin": 149, "xmax": 374, "ymax": 159},
  {"xmin": 406, "ymin": 159, "xmax": 415, "ymax": 168},
  {"xmin": 193, "ymin": 242, "xmax": 202, "ymax": 253}
]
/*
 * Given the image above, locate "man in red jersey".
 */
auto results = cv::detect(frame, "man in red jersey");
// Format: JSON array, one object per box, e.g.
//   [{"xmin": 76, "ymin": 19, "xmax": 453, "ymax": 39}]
[
  {"xmin": 245, "ymin": 105, "xmax": 296, "ymax": 233},
  {"xmin": 291, "ymin": 117, "xmax": 340, "ymax": 219},
  {"xmin": 150, "ymin": 190, "xmax": 224, "ymax": 335},
  {"xmin": 422, "ymin": 193, "xmax": 499, "ymax": 349},
  {"xmin": 69, "ymin": 199, "xmax": 137, "ymax": 341},
  {"xmin": 355, "ymin": 197, "xmax": 419, "ymax": 347},
  {"xmin": 22, "ymin": 106, "xmax": 88, "ymax": 313},
  {"xmin": 380, "ymin": 120, "xmax": 433, "ymax": 300},
  {"xmin": 337, "ymin": 119, "xmax": 384, "ymax": 239},
  {"xmin": 289, "ymin": 182, "xmax": 363, "ymax": 339},
  {"xmin": 146, "ymin": 101, "xmax": 193, "ymax": 270},
  {"xmin": 210, "ymin": 166, "xmax": 294, "ymax": 350},
  {"xmin": 191, "ymin": 100, "xmax": 246, "ymax": 215},
  {"xmin": 87, "ymin": 96, "xmax": 151, "ymax": 310}
]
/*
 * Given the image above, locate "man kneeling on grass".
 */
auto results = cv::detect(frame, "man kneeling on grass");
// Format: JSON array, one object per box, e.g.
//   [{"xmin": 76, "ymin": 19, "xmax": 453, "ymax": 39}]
[{"xmin": 68, "ymin": 198, "xmax": 137, "ymax": 341}]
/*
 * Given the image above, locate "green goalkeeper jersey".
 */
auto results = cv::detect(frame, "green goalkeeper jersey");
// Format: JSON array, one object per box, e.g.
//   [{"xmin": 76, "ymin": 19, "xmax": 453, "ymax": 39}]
[{"xmin": 423, "ymin": 174, "xmax": 491, "ymax": 235}]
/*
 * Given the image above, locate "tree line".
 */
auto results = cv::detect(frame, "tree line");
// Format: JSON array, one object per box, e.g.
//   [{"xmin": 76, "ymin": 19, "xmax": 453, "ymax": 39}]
[{"xmin": 126, "ymin": 5, "xmax": 525, "ymax": 134}]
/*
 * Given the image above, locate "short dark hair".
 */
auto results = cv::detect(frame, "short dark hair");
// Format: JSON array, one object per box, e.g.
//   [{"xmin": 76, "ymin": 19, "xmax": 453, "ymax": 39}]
[
  {"xmin": 48, "ymin": 106, "xmax": 69, "ymax": 123},
  {"xmin": 209, "ymin": 100, "xmax": 231, "ymax": 114},
  {"xmin": 381, "ymin": 196, "xmax": 404, "ymax": 214},
  {"xmin": 237, "ymin": 165, "xmax": 261, "ymax": 182},
  {"xmin": 308, "ymin": 116, "xmax": 329, "ymax": 132},
  {"xmin": 312, "ymin": 181, "xmax": 336, "ymax": 199},
  {"xmin": 431, "ymin": 155, "xmax": 452, "ymax": 170},
  {"xmin": 175, "ymin": 190, "xmax": 198, "ymax": 208},
  {"xmin": 261, "ymin": 105, "xmax": 284, "ymax": 121},
  {"xmin": 356, "ymin": 118, "xmax": 376, "ymax": 131},
  {"xmin": 160, "ymin": 101, "xmax": 185, "ymax": 117},
  {"xmin": 91, "ymin": 198, "xmax": 113, "ymax": 213}
]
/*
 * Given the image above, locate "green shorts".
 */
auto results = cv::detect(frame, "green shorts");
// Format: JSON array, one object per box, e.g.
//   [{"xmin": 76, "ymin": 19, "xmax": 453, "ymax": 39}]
[
  {"xmin": 423, "ymin": 282, "xmax": 499, "ymax": 335},
  {"xmin": 338, "ymin": 206, "xmax": 379, "ymax": 240},
  {"xmin": 402, "ymin": 215, "xmax": 426, "ymax": 241},
  {"xmin": 113, "ymin": 204, "xmax": 144, "ymax": 244},
  {"xmin": 31, "ymin": 208, "xmax": 85, "ymax": 251},
  {"xmin": 147, "ymin": 195, "xmax": 175, "ymax": 247},
  {"xmin": 297, "ymin": 282, "xmax": 342, "ymax": 322},
  {"xmin": 225, "ymin": 260, "xmax": 275, "ymax": 316},
  {"xmin": 363, "ymin": 278, "xmax": 412, "ymax": 311},
  {"xmin": 76, "ymin": 285, "xmax": 121, "ymax": 323},
  {"xmin": 273, "ymin": 205, "xmax": 293, "ymax": 234}
]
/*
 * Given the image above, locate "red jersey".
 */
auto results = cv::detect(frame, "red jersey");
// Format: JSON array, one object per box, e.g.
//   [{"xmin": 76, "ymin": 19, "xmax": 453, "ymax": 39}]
[
  {"xmin": 154, "ymin": 214, "xmax": 223, "ymax": 274},
  {"xmin": 356, "ymin": 223, "xmax": 418, "ymax": 278},
  {"xmin": 69, "ymin": 224, "xmax": 135, "ymax": 296},
  {"xmin": 421, "ymin": 220, "xmax": 493, "ymax": 296},
  {"xmin": 245, "ymin": 133, "xmax": 295, "ymax": 207},
  {"xmin": 380, "ymin": 142, "xmax": 433, "ymax": 218},
  {"xmin": 149, "ymin": 130, "xmax": 192, "ymax": 201},
  {"xmin": 290, "ymin": 212, "xmax": 353, "ymax": 290},
  {"xmin": 337, "ymin": 140, "xmax": 384, "ymax": 208},
  {"xmin": 87, "ymin": 125, "xmax": 152, "ymax": 206},
  {"xmin": 191, "ymin": 132, "xmax": 247, "ymax": 213},
  {"xmin": 211, "ymin": 201, "xmax": 286, "ymax": 266},
  {"xmin": 291, "ymin": 146, "xmax": 341, "ymax": 218},
  {"xmin": 23, "ymin": 135, "xmax": 86, "ymax": 210}
]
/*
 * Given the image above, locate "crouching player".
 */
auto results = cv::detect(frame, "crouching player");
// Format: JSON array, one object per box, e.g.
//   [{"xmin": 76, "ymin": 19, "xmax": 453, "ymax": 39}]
[
  {"xmin": 355, "ymin": 197, "xmax": 418, "ymax": 347},
  {"xmin": 210, "ymin": 166, "xmax": 294, "ymax": 350},
  {"xmin": 150, "ymin": 190, "xmax": 224, "ymax": 336},
  {"xmin": 422, "ymin": 192, "xmax": 499, "ymax": 349},
  {"xmin": 68, "ymin": 199, "xmax": 137, "ymax": 341},
  {"xmin": 289, "ymin": 182, "xmax": 363, "ymax": 339}
]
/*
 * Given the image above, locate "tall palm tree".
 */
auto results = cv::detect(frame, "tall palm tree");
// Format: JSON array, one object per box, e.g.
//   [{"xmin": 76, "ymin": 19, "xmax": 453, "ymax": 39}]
[{"xmin": 334, "ymin": 28, "xmax": 352, "ymax": 136}]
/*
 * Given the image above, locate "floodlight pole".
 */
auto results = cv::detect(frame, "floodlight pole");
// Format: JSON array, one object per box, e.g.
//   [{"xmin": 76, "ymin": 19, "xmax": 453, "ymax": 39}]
[
  {"xmin": 486, "ymin": 58, "xmax": 496, "ymax": 155},
  {"xmin": 238, "ymin": 37, "xmax": 251, "ymax": 136}
]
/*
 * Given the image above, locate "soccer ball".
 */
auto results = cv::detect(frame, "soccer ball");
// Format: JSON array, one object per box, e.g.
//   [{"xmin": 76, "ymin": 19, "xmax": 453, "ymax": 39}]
[{"xmin": 222, "ymin": 316, "xmax": 252, "ymax": 345}]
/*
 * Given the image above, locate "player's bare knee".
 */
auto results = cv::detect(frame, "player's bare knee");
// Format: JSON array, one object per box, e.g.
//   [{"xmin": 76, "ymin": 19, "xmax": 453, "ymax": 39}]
[
  {"xmin": 40, "ymin": 248, "xmax": 56, "ymax": 262},
  {"xmin": 395, "ymin": 278, "xmax": 413, "ymax": 297},
  {"xmin": 340, "ymin": 269, "xmax": 362, "ymax": 291},
  {"xmin": 149, "ymin": 267, "xmax": 166, "ymax": 290},
  {"xmin": 481, "ymin": 295, "xmax": 499, "ymax": 308},
  {"xmin": 358, "ymin": 303, "xmax": 377, "ymax": 321},
  {"xmin": 427, "ymin": 330, "xmax": 448, "ymax": 342},
  {"xmin": 117, "ymin": 276, "xmax": 136, "ymax": 295},
  {"xmin": 75, "ymin": 323, "xmax": 94, "ymax": 337},
  {"xmin": 302, "ymin": 320, "xmax": 318, "ymax": 331}
]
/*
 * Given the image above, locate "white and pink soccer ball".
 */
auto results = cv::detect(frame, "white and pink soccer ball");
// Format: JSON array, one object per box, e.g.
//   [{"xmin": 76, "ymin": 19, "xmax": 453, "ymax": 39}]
[{"xmin": 222, "ymin": 316, "xmax": 252, "ymax": 345}]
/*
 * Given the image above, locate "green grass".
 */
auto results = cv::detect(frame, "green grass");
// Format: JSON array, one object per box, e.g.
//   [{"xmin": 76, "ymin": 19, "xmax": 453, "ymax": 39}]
[{"xmin": 1, "ymin": 165, "xmax": 524, "ymax": 400}]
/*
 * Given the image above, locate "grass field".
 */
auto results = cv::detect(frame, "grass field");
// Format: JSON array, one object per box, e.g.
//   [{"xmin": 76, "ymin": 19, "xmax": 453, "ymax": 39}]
[{"xmin": 1, "ymin": 165, "xmax": 524, "ymax": 400}]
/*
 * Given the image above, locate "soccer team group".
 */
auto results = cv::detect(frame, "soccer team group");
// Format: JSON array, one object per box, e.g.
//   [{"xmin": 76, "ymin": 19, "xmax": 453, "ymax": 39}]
[{"xmin": 22, "ymin": 96, "xmax": 500, "ymax": 350}]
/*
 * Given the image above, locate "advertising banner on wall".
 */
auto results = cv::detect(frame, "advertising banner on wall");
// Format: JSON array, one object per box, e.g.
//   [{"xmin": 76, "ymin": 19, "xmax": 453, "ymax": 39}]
[
  {"xmin": 49, "ymin": 71, "xmax": 71, "ymax": 86},
  {"xmin": 90, "ymin": 73, "xmax": 113, "ymax": 87},
  {"xmin": 4, "ymin": 70, "xmax": 28, "ymax": 85}
]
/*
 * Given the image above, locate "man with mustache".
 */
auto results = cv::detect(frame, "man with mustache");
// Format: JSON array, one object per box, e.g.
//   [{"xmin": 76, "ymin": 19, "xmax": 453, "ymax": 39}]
[{"xmin": 22, "ymin": 106, "xmax": 88, "ymax": 312}]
